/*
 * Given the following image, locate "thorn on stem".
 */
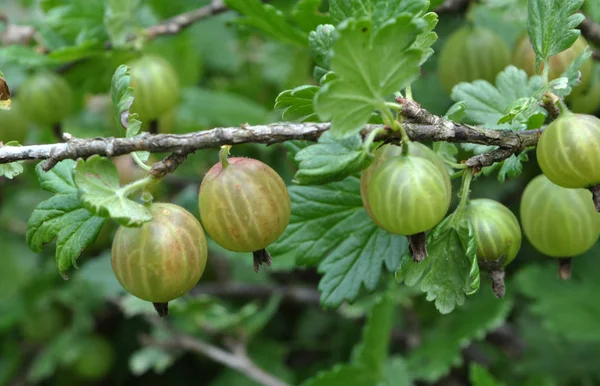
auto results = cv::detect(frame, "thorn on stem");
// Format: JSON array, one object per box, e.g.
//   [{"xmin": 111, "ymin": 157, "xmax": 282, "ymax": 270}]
[
  {"xmin": 490, "ymin": 269, "xmax": 505, "ymax": 298},
  {"xmin": 408, "ymin": 232, "xmax": 427, "ymax": 262},
  {"xmin": 558, "ymin": 258, "xmax": 572, "ymax": 280},
  {"xmin": 153, "ymin": 302, "xmax": 169, "ymax": 317},
  {"xmin": 252, "ymin": 249, "xmax": 272, "ymax": 273}
]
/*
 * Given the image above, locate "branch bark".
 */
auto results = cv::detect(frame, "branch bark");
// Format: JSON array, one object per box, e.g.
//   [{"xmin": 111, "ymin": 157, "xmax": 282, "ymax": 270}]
[
  {"xmin": 141, "ymin": 318, "xmax": 290, "ymax": 386},
  {"xmin": 0, "ymin": 116, "xmax": 541, "ymax": 171},
  {"xmin": 143, "ymin": 0, "xmax": 228, "ymax": 41}
]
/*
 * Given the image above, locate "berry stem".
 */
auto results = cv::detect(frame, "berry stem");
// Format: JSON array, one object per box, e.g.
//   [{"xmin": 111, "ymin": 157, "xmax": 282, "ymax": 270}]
[
  {"xmin": 52, "ymin": 122, "xmax": 64, "ymax": 142},
  {"xmin": 588, "ymin": 184, "xmax": 600, "ymax": 212},
  {"xmin": 131, "ymin": 152, "xmax": 152, "ymax": 172},
  {"xmin": 153, "ymin": 302, "xmax": 169, "ymax": 317},
  {"xmin": 443, "ymin": 159, "xmax": 467, "ymax": 170},
  {"xmin": 558, "ymin": 258, "xmax": 572, "ymax": 280},
  {"xmin": 541, "ymin": 59, "xmax": 550, "ymax": 84},
  {"xmin": 384, "ymin": 102, "xmax": 402, "ymax": 111},
  {"xmin": 363, "ymin": 127, "xmax": 383, "ymax": 151},
  {"xmin": 120, "ymin": 175, "xmax": 154, "ymax": 197},
  {"xmin": 219, "ymin": 145, "xmax": 231, "ymax": 169},
  {"xmin": 380, "ymin": 105, "xmax": 410, "ymax": 145},
  {"xmin": 405, "ymin": 85, "xmax": 413, "ymax": 100},
  {"xmin": 490, "ymin": 269, "xmax": 505, "ymax": 298},
  {"xmin": 451, "ymin": 168, "xmax": 473, "ymax": 226},
  {"xmin": 252, "ymin": 249, "xmax": 272, "ymax": 273},
  {"xmin": 407, "ymin": 232, "xmax": 427, "ymax": 262},
  {"xmin": 149, "ymin": 119, "xmax": 159, "ymax": 134}
]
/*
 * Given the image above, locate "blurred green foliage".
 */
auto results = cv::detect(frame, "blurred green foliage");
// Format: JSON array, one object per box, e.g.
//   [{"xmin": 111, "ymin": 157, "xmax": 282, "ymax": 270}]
[{"xmin": 1, "ymin": 0, "xmax": 600, "ymax": 385}]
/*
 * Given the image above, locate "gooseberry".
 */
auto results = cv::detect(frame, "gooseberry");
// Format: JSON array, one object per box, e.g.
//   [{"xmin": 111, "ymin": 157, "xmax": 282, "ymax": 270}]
[
  {"xmin": 111, "ymin": 203, "xmax": 208, "ymax": 314},
  {"xmin": 438, "ymin": 26, "xmax": 511, "ymax": 95},
  {"xmin": 520, "ymin": 175, "xmax": 600, "ymax": 278},
  {"xmin": 18, "ymin": 72, "xmax": 74, "ymax": 127},
  {"xmin": 360, "ymin": 142, "xmax": 449, "ymax": 227},
  {"xmin": 129, "ymin": 55, "xmax": 180, "ymax": 123},
  {"xmin": 536, "ymin": 113, "xmax": 600, "ymax": 210},
  {"xmin": 0, "ymin": 102, "xmax": 28, "ymax": 144},
  {"xmin": 198, "ymin": 154, "xmax": 291, "ymax": 271},
  {"xmin": 465, "ymin": 199, "xmax": 522, "ymax": 297},
  {"xmin": 367, "ymin": 153, "xmax": 452, "ymax": 260}
]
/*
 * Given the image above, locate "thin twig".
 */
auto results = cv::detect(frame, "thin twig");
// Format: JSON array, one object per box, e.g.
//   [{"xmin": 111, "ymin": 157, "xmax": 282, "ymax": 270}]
[
  {"xmin": 141, "ymin": 318, "xmax": 290, "ymax": 386},
  {"xmin": 55, "ymin": 1, "xmax": 230, "ymax": 73},
  {"xmin": 0, "ymin": 117, "xmax": 541, "ymax": 171},
  {"xmin": 143, "ymin": 0, "xmax": 228, "ymax": 41}
]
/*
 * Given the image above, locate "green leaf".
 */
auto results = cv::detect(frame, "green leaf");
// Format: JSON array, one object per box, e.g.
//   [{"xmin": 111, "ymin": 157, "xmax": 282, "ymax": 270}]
[
  {"xmin": 302, "ymin": 364, "xmax": 379, "ymax": 386},
  {"xmin": 0, "ymin": 142, "xmax": 23, "ymax": 179},
  {"xmin": 444, "ymin": 101, "xmax": 466, "ymax": 121},
  {"xmin": 379, "ymin": 357, "xmax": 412, "ymax": 386},
  {"xmin": 515, "ymin": 313, "xmax": 600, "ymax": 384},
  {"xmin": 129, "ymin": 347, "xmax": 175, "ymax": 376},
  {"xmin": 38, "ymin": 0, "xmax": 107, "ymax": 48},
  {"xmin": 353, "ymin": 293, "xmax": 394, "ymax": 373},
  {"xmin": 26, "ymin": 160, "xmax": 106, "ymax": 276},
  {"xmin": 110, "ymin": 64, "xmax": 148, "ymax": 161},
  {"xmin": 47, "ymin": 41, "xmax": 105, "ymax": 62},
  {"xmin": 104, "ymin": 0, "xmax": 139, "ymax": 48},
  {"xmin": 498, "ymin": 96, "xmax": 540, "ymax": 126},
  {"xmin": 0, "ymin": 45, "xmax": 58, "ymax": 68},
  {"xmin": 315, "ymin": 17, "xmax": 423, "ymax": 136},
  {"xmin": 224, "ymin": 0, "xmax": 307, "ymax": 46},
  {"xmin": 527, "ymin": 0, "xmax": 584, "ymax": 69},
  {"xmin": 482, "ymin": 150, "xmax": 529, "ymax": 181},
  {"xmin": 407, "ymin": 290, "xmax": 513, "ymax": 382},
  {"xmin": 329, "ymin": 0, "xmax": 429, "ymax": 26},
  {"xmin": 269, "ymin": 176, "xmax": 408, "ymax": 307},
  {"xmin": 28, "ymin": 330, "xmax": 82, "ymax": 383},
  {"xmin": 178, "ymin": 87, "xmax": 272, "ymax": 129},
  {"xmin": 275, "ymin": 85, "xmax": 320, "ymax": 122},
  {"xmin": 74, "ymin": 155, "xmax": 151, "ymax": 227},
  {"xmin": 396, "ymin": 216, "xmax": 480, "ymax": 314},
  {"xmin": 413, "ymin": 12, "xmax": 438, "ymax": 65},
  {"xmin": 76, "ymin": 252, "xmax": 125, "ymax": 298},
  {"xmin": 470, "ymin": 363, "xmax": 504, "ymax": 386},
  {"xmin": 309, "ymin": 24, "xmax": 336, "ymax": 69},
  {"xmin": 110, "ymin": 64, "xmax": 137, "ymax": 134},
  {"xmin": 514, "ymin": 249, "xmax": 600, "ymax": 342},
  {"xmin": 242, "ymin": 295, "xmax": 283, "ymax": 337},
  {"xmin": 498, "ymin": 152, "xmax": 529, "ymax": 182},
  {"xmin": 292, "ymin": 0, "xmax": 332, "ymax": 32},
  {"xmin": 451, "ymin": 65, "xmax": 545, "ymax": 129},
  {"xmin": 294, "ymin": 131, "xmax": 373, "ymax": 185}
]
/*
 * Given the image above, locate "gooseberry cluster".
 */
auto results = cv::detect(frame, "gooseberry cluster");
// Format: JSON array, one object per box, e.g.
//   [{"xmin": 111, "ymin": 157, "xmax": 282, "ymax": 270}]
[
  {"xmin": 360, "ymin": 141, "xmax": 522, "ymax": 297},
  {"xmin": 516, "ymin": 110, "xmax": 600, "ymax": 278},
  {"xmin": 110, "ymin": 147, "xmax": 291, "ymax": 316}
]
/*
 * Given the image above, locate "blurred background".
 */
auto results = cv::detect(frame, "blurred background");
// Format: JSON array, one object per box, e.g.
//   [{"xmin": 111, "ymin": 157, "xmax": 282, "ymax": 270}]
[{"xmin": 1, "ymin": 0, "xmax": 600, "ymax": 385}]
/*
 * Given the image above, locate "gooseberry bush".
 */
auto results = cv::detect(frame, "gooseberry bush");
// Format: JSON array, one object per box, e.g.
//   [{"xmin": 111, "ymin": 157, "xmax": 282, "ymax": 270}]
[{"xmin": 2, "ymin": 0, "xmax": 600, "ymax": 385}]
